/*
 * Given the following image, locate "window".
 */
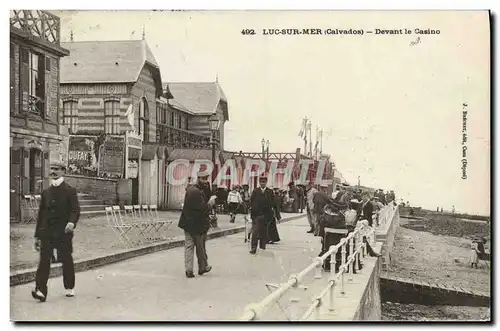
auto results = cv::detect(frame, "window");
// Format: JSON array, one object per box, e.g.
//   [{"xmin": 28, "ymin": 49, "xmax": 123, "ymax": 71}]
[
  {"xmin": 104, "ymin": 100, "xmax": 120, "ymax": 134},
  {"xmin": 156, "ymin": 105, "xmax": 161, "ymax": 125},
  {"xmin": 156, "ymin": 102, "xmax": 168, "ymax": 143},
  {"xmin": 181, "ymin": 114, "xmax": 187, "ymax": 130},
  {"xmin": 169, "ymin": 110, "xmax": 174, "ymax": 126},
  {"xmin": 28, "ymin": 51, "xmax": 45, "ymax": 115},
  {"xmin": 139, "ymin": 98, "xmax": 149, "ymax": 142},
  {"xmin": 173, "ymin": 112, "xmax": 179, "ymax": 129},
  {"xmin": 63, "ymin": 100, "xmax": 78, "ymax": 133}
]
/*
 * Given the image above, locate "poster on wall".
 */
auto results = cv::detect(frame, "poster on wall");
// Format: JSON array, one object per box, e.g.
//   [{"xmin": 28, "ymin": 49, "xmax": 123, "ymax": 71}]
[
  {"xmin": 67, "ymin": 136, "xmax": 99, "ymax": 177},
  {"xmin": 127, "ymin": 160, "xmax": 138, "ymax": 179},
  {"xmin": 98, "ymin": 136, "xmax": 125, "ymax": 178}
]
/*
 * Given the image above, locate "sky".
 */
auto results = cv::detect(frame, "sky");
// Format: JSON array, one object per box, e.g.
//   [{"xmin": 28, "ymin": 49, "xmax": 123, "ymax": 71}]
[{"xmin": 52, "ymin": 10, "xmax": 490, "ymax": 215}]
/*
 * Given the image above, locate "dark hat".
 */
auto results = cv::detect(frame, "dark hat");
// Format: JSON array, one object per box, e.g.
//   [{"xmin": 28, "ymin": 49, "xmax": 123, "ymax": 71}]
[
  {"xmin": 50, "ymin": 161, "xmax": 67, "ymax": 170},
  {"xmin": 288, "ymin": 181, "xmax": 295, "ymax": 186},
  {"xmin": 259, "ymin": 174, "xmax": 268, "ymax": 181}
]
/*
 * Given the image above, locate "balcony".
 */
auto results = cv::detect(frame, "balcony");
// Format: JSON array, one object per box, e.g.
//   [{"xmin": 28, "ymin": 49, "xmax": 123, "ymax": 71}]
[
  {"xmin": 11, "ymin": 10, "xmax": 61, "ymax": 44},
  {"xmin": 157, "ymin": 125, "xmax": 214, "ymax": 149}
]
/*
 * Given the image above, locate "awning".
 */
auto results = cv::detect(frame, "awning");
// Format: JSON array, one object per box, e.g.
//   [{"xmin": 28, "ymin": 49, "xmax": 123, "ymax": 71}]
[
  {"xmin": 141, "ymin": 145, "xmax": 158, "ymax": 161},
  {"xmin": 167, "ymin": 148, "xmax": 221, "ymax": 162}
]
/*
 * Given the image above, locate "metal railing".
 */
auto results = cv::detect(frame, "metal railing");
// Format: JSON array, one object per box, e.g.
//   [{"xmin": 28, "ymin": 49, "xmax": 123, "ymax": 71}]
[
  {"xmin": 239, "ymin": 204, "xmax": 397, "ymax": 321},
  {"xmin": 156, "ymin": 125, "xmax": 212, "ymax": 149}
]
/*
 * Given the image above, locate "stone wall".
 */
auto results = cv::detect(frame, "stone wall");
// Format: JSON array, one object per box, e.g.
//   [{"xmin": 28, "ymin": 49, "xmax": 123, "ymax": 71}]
[
  {"xmin": 376, "ymin": 207, "xmax": 400, "ymax": 270},
  {"xmin": 380, "ymin": 275, "xmax": 490, "ymax": 307},
  {"xmin": 353, "ymin": 257, "xmax": 382, "ymax": 320},
  {"xmin": 65, "ymin": 175, "xmax": 118, "ymax": 205}
]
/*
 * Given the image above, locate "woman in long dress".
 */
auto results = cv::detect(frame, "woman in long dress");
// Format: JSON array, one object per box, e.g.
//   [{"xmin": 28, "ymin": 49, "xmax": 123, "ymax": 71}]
[{"xmin": 266, "ymin": 189, "xmax": 282, "ymax": 244}]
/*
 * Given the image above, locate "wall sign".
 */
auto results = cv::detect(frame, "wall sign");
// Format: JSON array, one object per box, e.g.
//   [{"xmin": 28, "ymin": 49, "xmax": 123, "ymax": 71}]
[
  {"xmin": 67, "ymin": 135, "xmax": 98, "ymax": 177},
  {"xmin": 98, "ymin": 136, "xmax": 125, "ymax": 178},
  {"xmin": 128, "ymin": 160, "xmax": 139, "ymax": 179}
]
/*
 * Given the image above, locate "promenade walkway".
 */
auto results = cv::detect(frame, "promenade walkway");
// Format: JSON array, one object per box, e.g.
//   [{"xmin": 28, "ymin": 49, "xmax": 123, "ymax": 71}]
[{"xmin": 12, "ymin": 216, "xmax": 328, "ymax": 321}]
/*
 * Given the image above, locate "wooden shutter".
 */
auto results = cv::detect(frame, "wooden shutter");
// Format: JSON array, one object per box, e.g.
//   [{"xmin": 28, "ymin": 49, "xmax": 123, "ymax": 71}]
[
  {"xmin": 10, "ymin": 43, "xmax": 16, "ymax": 114},
  {"xmin": 19, "ymin": 48, "xmax": 29, "ymax": 113},
  {"xmin": 22, "ymin": 148, "xmax": 29, "ymax": 194},
  {"xmin": 10, "ymin": 149, "xmax": 21, "ymax": 191},
  {"xmin": 38, "ymin": 54, "xmax": 46, "ymax": 118},
  {"xmin": 42, "ymin": 152, "xmax": 49, "ymax": 191},
  {"xmin": 45, "ymin": 57, "xmax": 51, "ymax": 119}
]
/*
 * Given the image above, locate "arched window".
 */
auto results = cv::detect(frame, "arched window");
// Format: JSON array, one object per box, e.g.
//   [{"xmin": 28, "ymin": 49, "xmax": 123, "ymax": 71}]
[
  {"xmin": 104, "ymin": 98, "xmax": 120, "ymax": 134},
  {"xmin": 62, "ymin": 99, "xmax": 78, "ymax": 134},
  {"xmin": 139, "ymin": 97, "xmax": 149, "ymax": 142}
]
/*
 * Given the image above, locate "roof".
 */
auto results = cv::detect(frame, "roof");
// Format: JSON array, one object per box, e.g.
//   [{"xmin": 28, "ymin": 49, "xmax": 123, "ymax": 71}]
[
  {"xmin": 60, "ymin": 40, "xmax": 160, "ymax": 85},
  {"xmin": 163, "ymin": 82, "xmax": 229, "ymax": 121},
  {"xmin": 167, "ymin": 149, "xmax": 222, "ymax": 162}
]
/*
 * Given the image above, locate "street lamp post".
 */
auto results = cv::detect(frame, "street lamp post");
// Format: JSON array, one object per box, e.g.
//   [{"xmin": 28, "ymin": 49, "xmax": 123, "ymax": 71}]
[
  {"xmin": 266, "ymin": 139, "xmax": 270, "ymax": 159},
  {"xmin": 208, "ymin": 115, "xmax": 221, "ymax": 190},
  {"xmin": 261, "ymin": 138, "xmax": 265, "ymax": 159}
]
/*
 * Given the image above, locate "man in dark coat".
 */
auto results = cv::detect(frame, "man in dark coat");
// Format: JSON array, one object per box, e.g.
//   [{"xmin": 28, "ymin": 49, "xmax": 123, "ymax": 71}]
[
  {"xmin": 242, "ymin": 184, "xmax": 251, "ymax": 214},
  {"xmin": 249, "ymin": 175, "xmax": 278, "ymax": 254},
  {"xmin": 32, "ymin": 161, "xmax": 80, "ymax": 302},
  {"xmin": 178, "ymin": 175, "xmax": 214, "ymax": 278},
  {"xmin": 361, "ymin": 192, "xmax": 374, "ymax": 227},
  {"xmin": 273, "ymin": 187, "xmax": 282, "ymax": 218},
  {"xmin": 297, "ymin": 184, "xmax": 305, "ymax": 213},
  {"xmin": 313, "ymin": 184, "xmax": 331, "ymax": 236},
  {"xmin": 288, "ymin": 182, "xmax": 299, "ymax": 213},
  {"xmin": 266, "ymin": 187, "xmax": 281, "ymax": 244}
]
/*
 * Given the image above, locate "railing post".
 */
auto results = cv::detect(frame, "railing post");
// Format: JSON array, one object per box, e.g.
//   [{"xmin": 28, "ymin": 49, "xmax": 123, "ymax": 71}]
[
  {"xmin": 314, "ymin": 297, "xmax": 321, "ymax": 320},
  {"xmin": 289, "ymin": 297, "xmax": 300, "ymax": 321},
  {"xmin": 330, "ymin": 247, "xmax": 337, "ymax": 274},
  {"xmin": 314, "ymin": 257, "xmax": 323, "ymax": 279},
  {"xmin": 349, "ymin": 235, "xmax": 354, "ymax": 281},
  {"xmin": 340, "ymin": 242, "xmax": 346, "ymax": 295},
  {"xmin": 288, "ymin": 275, "xmax": 301, "ymax": 321},
  {"xmin": 328, "ymin": 279, "xmax": 336, "ymax": 312},
  {"xmin": 356, "ymin": 230, "xmax": 363, "ymax": 268}
]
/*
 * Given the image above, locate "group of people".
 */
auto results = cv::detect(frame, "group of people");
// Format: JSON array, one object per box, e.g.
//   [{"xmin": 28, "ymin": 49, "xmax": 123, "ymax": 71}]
[
  {"xmin": 303, "ymin": 183, "xmax": 390, "ymax": 272},
  {"xmin": 179, "ymin": 174, "xmax": 283, "ymax": 278},
  {"xmin": 28, "ymin": 162, "xmax": 396, "ymax": 302}
]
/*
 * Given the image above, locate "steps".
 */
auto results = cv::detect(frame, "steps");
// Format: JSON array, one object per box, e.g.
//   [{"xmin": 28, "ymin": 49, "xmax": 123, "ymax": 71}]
[
  {"xmin": 78, "ymin": 193, "xmax": 106, "ymax": 218},
  {"xmin": 380, "ymin": 273, "xmax": 490, "ymax": 308}
]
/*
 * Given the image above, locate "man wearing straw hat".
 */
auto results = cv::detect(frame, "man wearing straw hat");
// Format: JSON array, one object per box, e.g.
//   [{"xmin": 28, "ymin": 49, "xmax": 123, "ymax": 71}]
[{"xmin": 32, "ymin": 161, "xmax": 80, "ymax": 302}]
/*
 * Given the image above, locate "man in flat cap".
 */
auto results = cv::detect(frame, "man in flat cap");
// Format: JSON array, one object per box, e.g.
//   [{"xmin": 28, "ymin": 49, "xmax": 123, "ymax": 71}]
[
  {"xmin": 32, "ymin": 161, "xmax": 80, "ymax": 302},
  {"xmin": 249, "ymin": 174, "xmax": 278, "ymax": 254}
]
